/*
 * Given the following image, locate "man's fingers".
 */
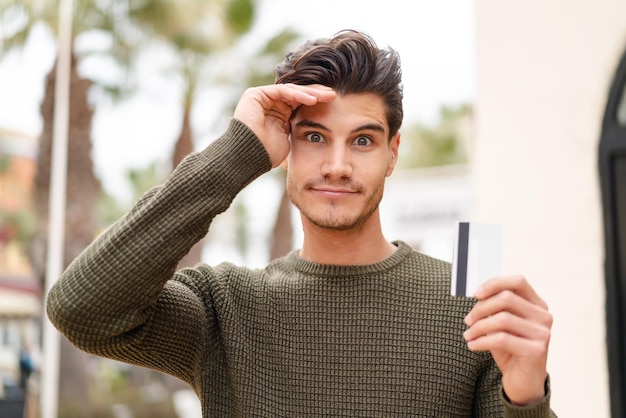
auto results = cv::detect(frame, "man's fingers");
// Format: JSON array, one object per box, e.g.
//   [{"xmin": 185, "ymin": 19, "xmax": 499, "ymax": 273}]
[
  {"xmin": 258, "ymin": 83, "xmax": 336, "ymax": 109},
  {"xmin": 464, "ymin": 310, "xmax": 551, "ymax": 344},
  {"xmin": 232, "ymin": 84, "xmax": 337, "ymax": 168},
  {"xmin": 234, "ymin": 84, "xmax": 336, "ymax": 127},
  {"xmin": 464, "ymin": 289, "xmax": 553, "ymax": 327},
  {"xmin": 463, "ymin": 273, "xmax": 553, "ymax": 355},
  {"xmin": 474, "ymin": 274, "xmax": 548, "ymax": 309},
  {"xmin": 465, "ymin": 331, "xmax": 549, "ymax": 358}
]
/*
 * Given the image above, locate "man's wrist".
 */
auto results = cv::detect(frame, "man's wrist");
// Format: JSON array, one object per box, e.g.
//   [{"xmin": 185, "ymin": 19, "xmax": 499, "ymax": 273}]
[{"xmin": 503, "ymin": 376, "xmax": 550, "ymax": 406}]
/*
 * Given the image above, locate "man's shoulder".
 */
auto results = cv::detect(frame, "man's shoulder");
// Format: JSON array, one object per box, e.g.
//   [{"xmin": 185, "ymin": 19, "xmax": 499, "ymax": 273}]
[
  {"xmin": 394, "ymin": 240, "xmax": 452, "ymax": 277},
  {"xmin": 170, "ymin": 261, "xmax": 269, "ymax": 295}
]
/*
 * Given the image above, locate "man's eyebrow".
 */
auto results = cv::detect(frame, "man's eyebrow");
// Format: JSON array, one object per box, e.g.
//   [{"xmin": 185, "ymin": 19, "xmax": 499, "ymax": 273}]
[
  {"xmin": 294, "ymin": 119, "xmax": 328, "ymax": 130},
  {"xmin": 294, "ymin": 119, "xmax": 386, "ymax": 134},
  {"xmin": 351, "ymin": 123, "xmax": 386, "ymax": 134}
]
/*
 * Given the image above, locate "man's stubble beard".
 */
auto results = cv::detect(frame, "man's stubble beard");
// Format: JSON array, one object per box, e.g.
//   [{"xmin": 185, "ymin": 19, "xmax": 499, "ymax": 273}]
[{"xmin": 286, "ymin": 177, "xmax": 385, "ymax": 232}]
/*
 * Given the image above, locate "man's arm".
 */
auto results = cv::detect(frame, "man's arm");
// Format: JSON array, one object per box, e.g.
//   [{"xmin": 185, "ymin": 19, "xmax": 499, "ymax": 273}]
[
  {"xmin": 46, "ymin": 84, "xmax": 336, "ymax": 384},
  {"xmin": 46, "ymin": 119, "xmax": 272, "ymax": 383}
]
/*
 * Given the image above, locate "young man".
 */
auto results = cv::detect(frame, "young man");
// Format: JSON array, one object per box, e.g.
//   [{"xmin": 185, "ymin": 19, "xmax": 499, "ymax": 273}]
[{"xmin": 47, "ymin": 30, "xmax": 556, "ymax": 417}]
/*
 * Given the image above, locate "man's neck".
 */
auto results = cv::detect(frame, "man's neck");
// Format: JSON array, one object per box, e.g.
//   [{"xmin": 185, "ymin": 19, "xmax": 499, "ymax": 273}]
[{"xmin": 298, "ymin": 214, "xmax": 397, "ymax": 266}]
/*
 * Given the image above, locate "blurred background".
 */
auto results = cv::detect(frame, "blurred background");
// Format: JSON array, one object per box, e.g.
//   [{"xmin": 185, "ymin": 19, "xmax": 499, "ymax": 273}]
[{"xmin": 0, "ymin": 0, "xmax": 624, "ymax": 417}]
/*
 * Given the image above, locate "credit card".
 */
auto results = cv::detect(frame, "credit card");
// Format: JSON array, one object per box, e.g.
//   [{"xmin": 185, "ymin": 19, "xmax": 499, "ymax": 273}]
[{"xmin": 451, "ymin": 222, "xmax": 503, "ymax": 297}]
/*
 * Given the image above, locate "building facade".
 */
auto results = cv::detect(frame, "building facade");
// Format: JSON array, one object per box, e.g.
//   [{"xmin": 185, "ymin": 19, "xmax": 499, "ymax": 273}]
[
  {"xmin": 0, "ymin": 128, "xmax": 40, "ymax": 402},
  {"xmin": 473, "ymin": 1, "xmax": 626, "ymax": 416}
]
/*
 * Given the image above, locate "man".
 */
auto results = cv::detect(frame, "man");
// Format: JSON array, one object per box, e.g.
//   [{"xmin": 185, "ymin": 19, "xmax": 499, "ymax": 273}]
[{"xmin": 47, "ymin": 30, "xmax": 556, "ymax": 417}]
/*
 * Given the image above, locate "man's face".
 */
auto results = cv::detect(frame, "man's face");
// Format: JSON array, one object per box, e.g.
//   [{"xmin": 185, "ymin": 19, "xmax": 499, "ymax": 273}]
[{"xmin": 285, "ymin": 93, "xmax": 400, "ymax": 232}]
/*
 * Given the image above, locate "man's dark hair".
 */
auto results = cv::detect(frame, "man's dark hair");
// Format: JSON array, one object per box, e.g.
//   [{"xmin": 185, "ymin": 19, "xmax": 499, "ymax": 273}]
[{"xmin": 275, "ymin": 29, "xmax": 404, "ymax": 138}]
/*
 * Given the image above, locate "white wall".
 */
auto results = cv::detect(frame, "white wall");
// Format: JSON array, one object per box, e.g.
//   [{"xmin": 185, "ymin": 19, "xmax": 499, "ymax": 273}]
[
  {"xmin": 473, "ymin": 1, "xmax": 626, "ymax": 416},
  {"xmin": 380, "ymin": 165, "xmax": 470, "ymax": 262}
]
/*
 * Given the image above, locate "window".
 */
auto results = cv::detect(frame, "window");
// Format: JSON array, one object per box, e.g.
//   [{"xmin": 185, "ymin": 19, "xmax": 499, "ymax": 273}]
[{"xmin": 600, "ymin": 45, "xmax": 626, "ymax": 418}]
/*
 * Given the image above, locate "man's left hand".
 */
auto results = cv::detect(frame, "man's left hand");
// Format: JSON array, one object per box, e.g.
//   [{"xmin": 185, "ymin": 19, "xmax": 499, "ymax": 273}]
[{"xmin": 463, "ymin": 275, "xmax": 553, "ymax": 406}]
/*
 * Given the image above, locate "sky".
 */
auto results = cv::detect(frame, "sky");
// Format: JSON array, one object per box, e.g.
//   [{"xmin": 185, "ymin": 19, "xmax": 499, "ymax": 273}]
[{"xmin": 0, "ymin": 0, "xmax": 475, "ymax": 202}]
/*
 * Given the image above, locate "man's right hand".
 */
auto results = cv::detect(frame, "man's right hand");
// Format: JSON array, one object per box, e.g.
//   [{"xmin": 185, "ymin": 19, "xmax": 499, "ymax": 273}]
[{"xmin": 233, "ymin": 84, "xmax": 336, "ymax": 168}]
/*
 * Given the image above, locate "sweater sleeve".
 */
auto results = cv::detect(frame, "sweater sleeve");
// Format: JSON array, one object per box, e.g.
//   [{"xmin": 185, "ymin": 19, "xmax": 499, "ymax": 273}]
[
  {"xmin": 502, "ymin": 376, "xmax": 556, "ymax": 418},
  {"xmin": 474, "ymin": 351, "xmax": 557, "ymax": 417},
  {"xmin": 46, "ymin": 119, "xmax": 271, "ymax": 386}
]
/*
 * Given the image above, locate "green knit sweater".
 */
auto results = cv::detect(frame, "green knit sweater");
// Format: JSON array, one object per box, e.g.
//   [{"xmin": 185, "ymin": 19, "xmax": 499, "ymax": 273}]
[{"xmin": 47, "ymin": 119, "xmax": 555, "ymax": 417}]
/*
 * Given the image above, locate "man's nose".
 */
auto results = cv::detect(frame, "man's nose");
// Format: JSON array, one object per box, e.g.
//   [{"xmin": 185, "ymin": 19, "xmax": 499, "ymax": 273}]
[{"xmin": 321, "ymin": 144, "xmax": 352, "ymax": 178}]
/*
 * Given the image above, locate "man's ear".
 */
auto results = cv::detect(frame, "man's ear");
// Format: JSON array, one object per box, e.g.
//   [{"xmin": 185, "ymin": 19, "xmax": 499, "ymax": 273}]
[{"xmin": 386, "ymin": 132, "xmax": 401, "ymax": 177}]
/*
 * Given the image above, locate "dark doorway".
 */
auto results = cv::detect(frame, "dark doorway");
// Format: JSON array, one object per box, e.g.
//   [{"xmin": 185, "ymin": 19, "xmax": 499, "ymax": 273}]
[{"xmin": 599, "ymin": 45, "xmax": 626, "ymax": 418}]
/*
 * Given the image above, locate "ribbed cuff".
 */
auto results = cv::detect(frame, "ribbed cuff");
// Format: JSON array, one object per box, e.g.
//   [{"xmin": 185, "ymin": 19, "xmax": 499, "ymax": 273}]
[{"xmin": 502, "ymin": 376, "xmax": 552, "ymax": 418}]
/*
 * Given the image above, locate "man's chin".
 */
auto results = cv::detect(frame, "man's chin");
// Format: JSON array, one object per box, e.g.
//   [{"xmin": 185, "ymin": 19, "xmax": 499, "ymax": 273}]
[{"xmin": 305, "ymin": 212, "xmax": 368, "ymax": 232}]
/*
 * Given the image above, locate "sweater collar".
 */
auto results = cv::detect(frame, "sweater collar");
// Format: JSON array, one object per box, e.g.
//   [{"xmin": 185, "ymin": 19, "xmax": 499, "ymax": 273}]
[{"xmin": 285, "ymin": 240, "xmax": 412, "ymax": 277}]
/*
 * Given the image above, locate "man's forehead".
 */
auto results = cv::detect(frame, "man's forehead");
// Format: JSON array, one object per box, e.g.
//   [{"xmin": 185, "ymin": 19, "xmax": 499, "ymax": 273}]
[{"xmin": 291, "ymin": 93, "xmax": 389, "ymax": 133}]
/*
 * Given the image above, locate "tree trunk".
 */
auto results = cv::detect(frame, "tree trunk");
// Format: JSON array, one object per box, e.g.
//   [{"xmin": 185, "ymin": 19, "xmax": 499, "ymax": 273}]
[
  {"xmin": 269, "ymin": 176, "xmax": 293, "ymax": 261},
  {"xmin": 31, "ymin": 53, "xmax": 101, "ymax": 415}
]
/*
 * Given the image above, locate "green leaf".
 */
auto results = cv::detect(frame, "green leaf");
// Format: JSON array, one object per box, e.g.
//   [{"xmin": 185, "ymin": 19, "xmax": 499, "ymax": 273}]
[{"xmin": 226, "ymin": 0, "xmax": 255, "ymax": 35}]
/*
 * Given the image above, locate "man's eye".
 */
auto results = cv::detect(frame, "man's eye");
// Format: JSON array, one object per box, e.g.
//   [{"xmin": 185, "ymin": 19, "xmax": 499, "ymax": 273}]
[
  {"xmin": 305, "ymin": 132, "xmax": 324, "ymax": 143},
  {"xmin": 354, "ymin": 136, "xmax": 372, "ymax": 146}
]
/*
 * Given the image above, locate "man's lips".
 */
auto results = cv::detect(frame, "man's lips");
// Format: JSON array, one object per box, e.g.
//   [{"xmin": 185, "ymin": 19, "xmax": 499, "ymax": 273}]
[{"xmin": 310, "ymin": 186, "xmax": 358, "ymax": 197}]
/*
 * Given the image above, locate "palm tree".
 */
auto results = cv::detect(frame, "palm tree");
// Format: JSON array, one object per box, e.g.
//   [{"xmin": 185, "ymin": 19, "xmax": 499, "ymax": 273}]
[
  {"xmin": 129, "ymin": 0, "xmax": 256, "ymax": 268},
  {"xmin": 208, "ymin": 28, "xmax": 302, "ymax": 260},
  {"xmin": 254, "ymin": 30, "xmax": 304, "ymax": 260},
  {"xmin": 0, "ymin": 0, "xmax": 257, "ymax": 412},
  {"xmin": 0, "ymin": 1, "xmax": 150, "ymax": 413},
  {"xmin": 1, "ymin": 0, "xmax": 298, "ymax": 410},
  {"xmin": 0, "ymin": 0, "xmax": 137, "ymax": 280}
]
